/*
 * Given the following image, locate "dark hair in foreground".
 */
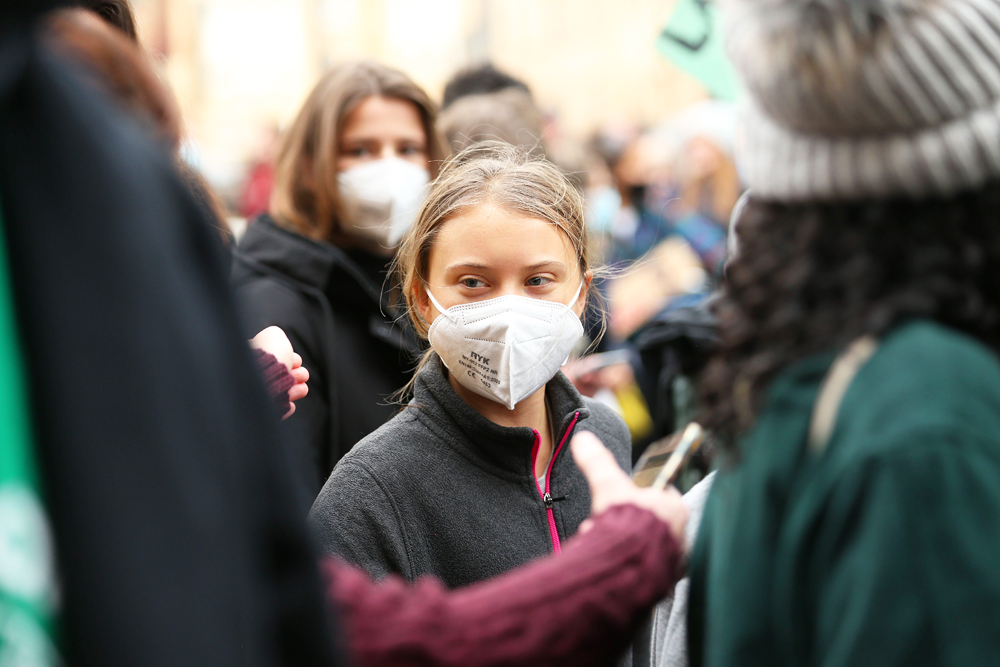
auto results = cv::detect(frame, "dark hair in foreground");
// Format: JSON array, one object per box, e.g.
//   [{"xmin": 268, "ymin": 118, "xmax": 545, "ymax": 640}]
[{"xmin": 699, "ymin": 181, "xmax": 1000, "ymax": 445}]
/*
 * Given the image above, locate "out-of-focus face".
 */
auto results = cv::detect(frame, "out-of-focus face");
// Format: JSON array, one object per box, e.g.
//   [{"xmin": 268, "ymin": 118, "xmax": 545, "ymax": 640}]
[
  {"xmin": 416, "ymin": 203, "xmax": 587, "ymax": 324},
  {"xmin": 685, "ymin": 135, "xmax": 723, "ymax": 181},
  {"xmin": 613, "ymin": 137, "xmax": 654, "ymax": 189},
  {"xmin": 337, "ymin": 95, "xmax": 429, "ymax": 172}
]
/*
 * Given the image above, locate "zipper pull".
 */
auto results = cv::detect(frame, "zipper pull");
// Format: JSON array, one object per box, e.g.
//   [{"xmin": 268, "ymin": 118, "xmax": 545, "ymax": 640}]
[{"xmin": 543, "ymin": 493, "xmax": 568, "ymax": 509}]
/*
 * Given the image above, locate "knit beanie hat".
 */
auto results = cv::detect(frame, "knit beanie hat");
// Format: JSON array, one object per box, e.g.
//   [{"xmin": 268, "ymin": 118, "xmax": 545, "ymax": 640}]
[{"xmin": 725, "ymin": 0, "xmax": 1000, "ymax": 201}]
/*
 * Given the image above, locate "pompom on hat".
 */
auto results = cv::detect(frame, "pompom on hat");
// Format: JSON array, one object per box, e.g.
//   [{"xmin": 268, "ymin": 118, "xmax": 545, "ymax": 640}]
[{"xmin": 724, "ymin": 0, "xmax": 1000, "ymax": 200}]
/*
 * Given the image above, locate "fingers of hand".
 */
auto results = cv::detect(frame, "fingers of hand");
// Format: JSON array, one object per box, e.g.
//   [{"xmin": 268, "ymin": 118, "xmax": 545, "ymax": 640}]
[
  {"xmin": 571, "ymin": 432, "xmax": 632, "ymax": 511},
  {"xmin": 289, "ymin": 382, "xmax": 308, "ymax": 402},
  {"xmin": 291, "ymin": 366, "xmax": 309, "ymax": 384},
  {"xmin": 251, "ymin": 326, "xmax": 295, "ymax": 370},
  {"xmin": 282, "ymin": 403, "xmax": 296, "ymax": 420},
  {"xmin": 641, "ymin": 487, "xmax": 688, "ymax": 543},
  {"xmin": 291, "ymin": 353, "xmax": 303, "ymax": 370}
]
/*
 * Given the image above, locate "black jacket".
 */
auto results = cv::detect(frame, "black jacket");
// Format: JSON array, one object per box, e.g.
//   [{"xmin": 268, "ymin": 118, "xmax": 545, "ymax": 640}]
[
  {"xmin": 0, "ymin": 27, "xmax": 338, "ymax": 667},
  {"xmin": 231, "ymin": 216, "xmax": 421, "ymax": 492},
  {"xmin": 308, "ymin": 354, "xmax": 632, "ymax": 589}
]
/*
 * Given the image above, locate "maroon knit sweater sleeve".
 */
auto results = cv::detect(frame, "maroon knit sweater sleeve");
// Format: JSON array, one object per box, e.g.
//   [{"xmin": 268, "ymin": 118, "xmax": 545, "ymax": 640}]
[
  {"xmin": 251, "ymin": 348, "xmax": 293, "ymax": 416},
  {"xmin": 325, "ymin": 504, "xmax": 683, "ymax": 667}
]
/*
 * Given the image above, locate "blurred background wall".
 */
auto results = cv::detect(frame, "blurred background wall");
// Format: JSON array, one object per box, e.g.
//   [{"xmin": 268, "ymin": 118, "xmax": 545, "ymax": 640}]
[{"xmin": 130, "ymin": 0, "xmax": 707, "ymax": 191}]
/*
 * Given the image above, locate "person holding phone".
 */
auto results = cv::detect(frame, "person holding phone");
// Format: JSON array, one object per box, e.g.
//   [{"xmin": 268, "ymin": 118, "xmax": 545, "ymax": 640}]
[{"xmin": 309, "ymin": 144, "xmax": 633, "ymax": 595}]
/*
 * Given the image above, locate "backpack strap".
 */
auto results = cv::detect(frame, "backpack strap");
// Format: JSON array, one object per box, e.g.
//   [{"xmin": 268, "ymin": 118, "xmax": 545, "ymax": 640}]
[{"xmin": 808, "ymin": 336, "xmax": 879, "ymax": 455}]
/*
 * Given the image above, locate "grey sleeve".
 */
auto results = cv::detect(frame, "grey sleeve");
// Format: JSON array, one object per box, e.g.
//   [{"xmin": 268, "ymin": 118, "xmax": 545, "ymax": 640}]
[
  {"xmin": 650, "ymin": 472, "xmax": 716, "ymax": 667},
  {"xmin": 308, "ymin": 461, "xmax": 412, "ymax": 581}
]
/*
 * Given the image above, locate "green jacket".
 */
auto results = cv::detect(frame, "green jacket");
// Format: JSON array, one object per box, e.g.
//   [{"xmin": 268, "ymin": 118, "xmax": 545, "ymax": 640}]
[{"xmin": 689, "ymin": 320, "xmax": 1000, "ymax": 666}]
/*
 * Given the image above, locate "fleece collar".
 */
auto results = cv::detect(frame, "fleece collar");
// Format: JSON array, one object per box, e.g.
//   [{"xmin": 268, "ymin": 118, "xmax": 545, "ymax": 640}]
[{"xmin": 411, "ymin": 354, "xmax": 591, "ymax": 478}]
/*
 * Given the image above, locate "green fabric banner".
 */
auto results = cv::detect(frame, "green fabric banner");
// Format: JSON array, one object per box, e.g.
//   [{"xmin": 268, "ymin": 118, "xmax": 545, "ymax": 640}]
[
  {"xmin": 0, "ymin": 201, "xmax": 58, "ymax": 665},
  {"xmin": 656, "ymin": 0, "xmax": 740, "ymax": 102}
]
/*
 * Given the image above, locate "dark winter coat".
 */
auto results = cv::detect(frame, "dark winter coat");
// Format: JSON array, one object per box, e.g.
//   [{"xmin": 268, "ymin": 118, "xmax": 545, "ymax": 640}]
[
  {"xmin": 231, "ymin": 215, "xmax": 421, "ymax": 492},
  {"xmin": 0, "ymin": 27, "xmax": 339, "ymax": 666},
  {"xmin": 308, "ymin": 354, "xmax": 632, "ymax": 589}
]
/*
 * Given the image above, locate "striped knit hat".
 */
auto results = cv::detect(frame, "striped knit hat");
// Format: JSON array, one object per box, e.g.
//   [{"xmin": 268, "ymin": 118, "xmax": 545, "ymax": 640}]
[{"xmin": 725, "ymin": 0, "xmax": 1000, "ymax": 201}]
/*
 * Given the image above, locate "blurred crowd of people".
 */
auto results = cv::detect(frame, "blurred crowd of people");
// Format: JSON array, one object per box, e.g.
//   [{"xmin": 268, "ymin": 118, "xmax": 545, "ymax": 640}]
[
  {"xmin": 229, "ymin": 59, "xmax": 740, "ymax": 468},
  {"xmin": 3, "ymin": 0, "xmax": 1000, "ymax": 666}
]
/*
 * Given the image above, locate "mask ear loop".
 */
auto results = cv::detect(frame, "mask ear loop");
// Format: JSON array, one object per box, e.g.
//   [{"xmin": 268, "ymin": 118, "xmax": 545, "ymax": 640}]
[
  {"xmin": 566, "ymin": 281, "xmax": 585, "ymax": 310},
  {"xmin": 425, "ymin": 287, "xmax": 448, "ymax": 316}
]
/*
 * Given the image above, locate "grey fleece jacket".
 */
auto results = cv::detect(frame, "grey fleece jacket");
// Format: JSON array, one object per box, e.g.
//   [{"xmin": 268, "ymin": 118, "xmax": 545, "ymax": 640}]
[{"xmin": 308, "ymin": 353, "xmax": 632, "ymax": 589}]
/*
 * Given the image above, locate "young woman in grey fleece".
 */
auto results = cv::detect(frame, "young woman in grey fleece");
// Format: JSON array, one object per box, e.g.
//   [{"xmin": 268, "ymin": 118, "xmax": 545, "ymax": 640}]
[
  {"xmin": 309, "ymin": 146, "xmax": 634, "ymax": 594},
  {"xmin": 308, "ymin": 353, "xmax": 631, "ymax": 589}
]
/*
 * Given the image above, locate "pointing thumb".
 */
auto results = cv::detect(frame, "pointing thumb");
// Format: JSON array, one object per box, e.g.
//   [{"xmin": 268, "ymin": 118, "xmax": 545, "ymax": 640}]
[{"xmin": 572, "ymin": 431, "xmax": 631, "ymax": 512}]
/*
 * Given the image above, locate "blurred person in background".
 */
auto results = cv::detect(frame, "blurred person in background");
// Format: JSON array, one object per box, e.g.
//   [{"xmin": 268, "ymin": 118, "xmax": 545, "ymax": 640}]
[
  {"xmin": 588, "ymin": 127, "xmax": 674, "ymax": 265},
  {"xmin": 651, "ymin": 102, "xmax": 740, "ymax": 279},
  {"xmin": 310, "ymin": 144, "xmax": 633, "ymax": 600},
  {"xmin": 439, "ymin": 87, "xmax": 546, "ymax": 156},
  {"xmin": 438, "ymin": 63, "xmax": 545, "ymax": 157},
  {"xmin": 441, "ymin": 62, "xmax": 532, "ymax": 110},
  {"xmin": 568, "ymin": 126, "xmax": 708, "ymax": 449},
  {"xmin": 231, "ymin": 61, "xmax": 445, "ymax": 493},
  {"xmin": 238, "ymin": 122, "xmax": 280, "ymax": 220},
  {"xmin": 691, "ymin": 0, "xmax": 1000, "ymax": 665}
]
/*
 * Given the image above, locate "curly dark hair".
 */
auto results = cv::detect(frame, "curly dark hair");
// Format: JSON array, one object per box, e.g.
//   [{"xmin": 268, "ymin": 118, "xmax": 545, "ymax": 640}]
[{"xmin": 698, "ymin": 181, "xmax": 1000, "ymax": 445}]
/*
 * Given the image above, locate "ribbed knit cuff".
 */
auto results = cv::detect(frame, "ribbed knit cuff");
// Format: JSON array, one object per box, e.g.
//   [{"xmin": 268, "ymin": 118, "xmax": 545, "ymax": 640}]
[{"xmin": 252, "ymin": 348, "xmax": 293, "ymax": 416}]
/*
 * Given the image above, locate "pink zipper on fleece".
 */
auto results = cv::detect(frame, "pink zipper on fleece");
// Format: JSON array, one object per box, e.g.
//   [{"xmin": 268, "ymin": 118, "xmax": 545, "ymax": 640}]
[{"xmin": 530, "ymin": 411, "xmax": 580, "ymax": 555}]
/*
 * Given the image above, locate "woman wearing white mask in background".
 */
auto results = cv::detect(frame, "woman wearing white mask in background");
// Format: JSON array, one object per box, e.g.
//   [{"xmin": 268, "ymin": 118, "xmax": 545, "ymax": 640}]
[
  {"xmin": 310, "ymin": 144, "xmax": 633, "ymax": 618},
  {"xmin": 232, "ymin": 61, "xmax": 444, "ymax": 494}
]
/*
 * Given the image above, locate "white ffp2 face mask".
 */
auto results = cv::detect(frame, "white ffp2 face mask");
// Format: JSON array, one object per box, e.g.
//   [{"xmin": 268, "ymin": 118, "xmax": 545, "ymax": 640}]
[
  {"xmin": 337, "ymin": 157, "xmax": 430, "ymax": 249},
  {"xmin": 426, "ymin": 284, "xmax": 585, "ymax": 410}
]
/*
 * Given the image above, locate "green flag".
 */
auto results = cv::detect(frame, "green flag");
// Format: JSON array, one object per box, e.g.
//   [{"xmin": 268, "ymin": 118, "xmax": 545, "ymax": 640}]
[
  {"xmin": 656, "ymin": 0, "xmax": 740, "ymax": 102},
  {"xmin": 0, "ymin": 201, "xmax": 59, "ymax": 665}
]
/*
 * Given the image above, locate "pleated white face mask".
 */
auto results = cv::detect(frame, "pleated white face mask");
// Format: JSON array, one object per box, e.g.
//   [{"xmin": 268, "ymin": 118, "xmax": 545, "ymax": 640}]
[
  {"xmin": 426, "ymin": 283, "xmax": 585, "ymax": 410},
  {"xmin": 337, "ymin": 157, "xmax": 430, "ymax": 249}
]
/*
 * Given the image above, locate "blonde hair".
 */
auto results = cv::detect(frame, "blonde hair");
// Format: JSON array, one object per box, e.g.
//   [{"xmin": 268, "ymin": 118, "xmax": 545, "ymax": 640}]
[
  {"xmin": 270, "ymin": 60, "xmax": 445, "ymax": 242},
  {"xmin": 394, "ymin": 142, "xmax": 602, "ymax": 394}
]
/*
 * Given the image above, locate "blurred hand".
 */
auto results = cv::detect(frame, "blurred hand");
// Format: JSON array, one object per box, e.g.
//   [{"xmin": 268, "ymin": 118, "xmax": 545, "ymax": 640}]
[
  {"xmin": 561, "ymin": 357, "xmax": 604, "ymax": 397},
  {"xmin": 250, "ymin": 326, "xmax": 295, "ymax": 371},
  {"xmin": 572, "ymin": 431, "xmax": 688, "ymax": 544},
  {"xmin": 561, "ymin": 358, "xmax": 633, "ymax": 397},
  {"xmin": 250, "ymin": 327, "xmax": 310, "ymax": 420},
  {"xmin": 283, "ymin": 356, "xmax": 309, "ymax": 420}
]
